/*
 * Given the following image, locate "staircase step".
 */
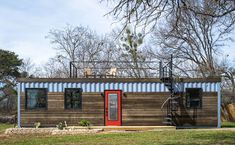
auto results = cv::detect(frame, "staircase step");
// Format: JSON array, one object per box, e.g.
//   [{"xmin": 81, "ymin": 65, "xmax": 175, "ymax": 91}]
[
  {"xmin": 166, "ymin": 114, "xmax": 173, "ymax": 117},
  {"xmin": 162, "ymin": 121, "xmax": 172, "ymax": 125},
  {"xmin": 171, "ymin": 106, "xmax": 178, "ymax": 111},
  {"xmin": 164, "ymin": 117, "xmax": 172, "ymax": 121}
]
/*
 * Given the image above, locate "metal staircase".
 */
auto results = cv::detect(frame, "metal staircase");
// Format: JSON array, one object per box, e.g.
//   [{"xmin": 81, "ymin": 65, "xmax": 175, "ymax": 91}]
[{"xmin": 159, "ymin": 55, "xmax": 180, "ymax": 126}]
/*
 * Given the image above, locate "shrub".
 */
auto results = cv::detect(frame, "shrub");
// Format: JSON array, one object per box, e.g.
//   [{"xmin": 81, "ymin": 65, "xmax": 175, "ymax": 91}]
[
  {"xmin": 56, "ymin": 122, "xmax": 63, "ymax": 130},
  {"xmin": 79, "ymin": 119, "xmax": 90, "ymax": 127},
  {"xmin": 34, "ymin": 122, "xmax": 41, "ymax": 128},
  {"xmin": 64, "ymin": 121, "xmax": 67, "ymax": 127},
  {"xmin": 56, "ymin": 121, "xmax": 67, "ymax": 130}
]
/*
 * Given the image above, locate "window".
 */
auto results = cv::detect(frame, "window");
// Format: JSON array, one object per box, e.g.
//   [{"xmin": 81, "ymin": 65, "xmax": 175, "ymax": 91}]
[
  {"xmin": 108, "ymin": 94, "xmax": 118, "ymax": 120},
  {"xmin": 186, "ymin": 88, "xmax": 202, "ymax": 108},
  {"xmin": 25, "ymin": 88, "xmax": 47, "ymax": 109},
  {"xmin": 64, "ymin": 88, "xmax": 82, "ymax": 109}
]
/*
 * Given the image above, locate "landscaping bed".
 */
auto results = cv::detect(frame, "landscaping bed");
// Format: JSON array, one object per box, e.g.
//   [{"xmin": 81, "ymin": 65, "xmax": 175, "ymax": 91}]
[{"xmin": 5, "ymin": 127, "xmax": 103, "ymax": 135}]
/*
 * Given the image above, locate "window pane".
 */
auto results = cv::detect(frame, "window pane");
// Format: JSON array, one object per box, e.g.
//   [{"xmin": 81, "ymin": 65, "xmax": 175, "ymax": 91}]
[
  {"xmin": 26, "ymin": 89, "xmax": 47, "ymax": 109},
  {"xmin": 186, "ymin": 88, "xmax": 202, "ymax": 108},
  {"xmin": 108, "ymin": 94, "xmax": 118, "ymax": 120},
  {"xmin": 65, "ymin": 88, "xmax": 82, "ymax": 109}
]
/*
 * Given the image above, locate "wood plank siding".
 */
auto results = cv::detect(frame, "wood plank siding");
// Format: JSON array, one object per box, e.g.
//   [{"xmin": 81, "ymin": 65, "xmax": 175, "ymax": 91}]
[
  {"xmin": 20, "ymin": 91, "xmax": 218, "ymax": 127},
  {"xmin": 20, "ymin": 92, "xmax": 104, "ymax": 126}
]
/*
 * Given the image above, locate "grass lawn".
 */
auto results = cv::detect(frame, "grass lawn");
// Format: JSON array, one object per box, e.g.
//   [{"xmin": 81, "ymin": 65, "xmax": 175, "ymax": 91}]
[
  {"xmin": 0, "ymin": 123, "xmax": 14, "ymax": 133},
  {"xmin": 222, "ymin": 122, "xmax": 235, "ymax": 128},
  {"xmin": 0, "ymin": 124, "xmax": 235, "ymax": 145}
]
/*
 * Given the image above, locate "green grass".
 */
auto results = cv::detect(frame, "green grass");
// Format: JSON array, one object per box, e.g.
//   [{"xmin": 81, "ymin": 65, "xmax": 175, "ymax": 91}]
[
  {"xmin": 0, "ymin": 129, "xmax": 235, "ymax": 145},
  {"xmin": 0, "ymin": 123, "xmax": 14, "ymax": 133},
  {"xmin": 222, "ymin": 122, "xmax": 235, "ymax": 128},
  {"xmin": 0, "ymin": 123, "xmax": 235, "ymax": 145}
]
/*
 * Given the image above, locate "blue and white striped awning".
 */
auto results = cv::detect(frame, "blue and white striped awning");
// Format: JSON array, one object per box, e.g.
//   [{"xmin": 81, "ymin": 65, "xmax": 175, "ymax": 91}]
[{"xmin": 18, "ymin": 80, "xmax": 219, "ymax": 93}]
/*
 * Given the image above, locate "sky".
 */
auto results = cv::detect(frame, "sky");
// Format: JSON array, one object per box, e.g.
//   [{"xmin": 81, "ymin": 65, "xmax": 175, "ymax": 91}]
[
  {"xmin": 0, "ymin": 0, "xmax": 235, "ymax": 66},
  {"xmin": 0, "ymin": 0, "xmax": 114, "ymax": 65}
]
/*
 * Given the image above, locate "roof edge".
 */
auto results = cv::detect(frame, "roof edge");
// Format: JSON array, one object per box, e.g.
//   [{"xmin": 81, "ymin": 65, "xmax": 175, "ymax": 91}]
[{"xmin": 17, "ymin": 77, "xmax": 221, "ymax": 83}]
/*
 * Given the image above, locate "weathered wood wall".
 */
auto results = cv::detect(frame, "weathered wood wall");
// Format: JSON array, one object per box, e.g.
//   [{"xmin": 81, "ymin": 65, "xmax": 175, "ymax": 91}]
[
  {"xmin": 173, "ymin": 92, "xmax": 218, "ymax": 126},
  {"xmin": 20, "ymin": 92, "xmax": 104, "ymax": 127},
  {"xmin": 20, "ymin": 92, "xmax": 217, "ymax": 127},
  {"xmin": 122, "ymin": 92, "xmax": 168, "ymax": 126}
]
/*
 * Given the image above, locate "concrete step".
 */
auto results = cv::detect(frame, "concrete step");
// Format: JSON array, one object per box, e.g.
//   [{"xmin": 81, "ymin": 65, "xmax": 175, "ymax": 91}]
[
  {"xmin": 66, "ymin": 126, "xmax": 176, "ymax": 131},
  {"xmin": 101, "ymin": 126, "xmax": 176, "ymax": 131}
]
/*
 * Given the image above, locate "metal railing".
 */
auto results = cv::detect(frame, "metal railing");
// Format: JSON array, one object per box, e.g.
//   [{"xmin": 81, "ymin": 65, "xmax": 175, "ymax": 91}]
[
  {"xmin": 159, "ymin": 55, "xmax": 173, "ymax": 79},
  {"xmin": 69, "ymin": 60, "xmax": 159, "ymax": 78}
]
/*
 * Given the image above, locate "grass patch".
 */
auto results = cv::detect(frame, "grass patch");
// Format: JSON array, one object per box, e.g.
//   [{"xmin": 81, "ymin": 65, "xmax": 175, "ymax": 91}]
[
  {"xmin": 0, "ymin": 129, "xmax": 235, "ymax": 145},
  {"xmin": 222, "ymin": 122, "xmax": 235, "ymax": 128},
  {"xmin": 0, "ymin": 123, "xmax": 14, "ymax": 133}
]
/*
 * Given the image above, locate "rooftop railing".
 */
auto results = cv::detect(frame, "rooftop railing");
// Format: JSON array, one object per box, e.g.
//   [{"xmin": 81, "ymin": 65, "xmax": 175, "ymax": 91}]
[{"xmin": 69, "ymin": 60, "xmax": 159, "ymax": 78}]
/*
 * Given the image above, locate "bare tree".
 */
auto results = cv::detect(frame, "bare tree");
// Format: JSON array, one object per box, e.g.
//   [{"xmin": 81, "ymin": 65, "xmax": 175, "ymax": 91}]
[
  {"xmin": 99, "ymin": 27, "xmax": 157, "ymax": 78},
  {"xmin": 103, "ymin": 0, "xmax": 235, "ymax": 31},
  {"xmin": 45, "ymin": 25, "xmax": 119, "ymax": 77},
  {"xmin": 41, "ymin": 57, "xmax": 69, "ymax": 78},
  {"xmin": 44, "ymin": 24, "xmax": 158, "ymax": 78},
  {"xmin": 150, "ymin": 0, "xmax": 235, "ymax": 77},
  {"xmin": 218, "ymin": 56, "xmax": 235, "ymax": 103},
  {"xmin": 19, "ymin": 58, "xmax": 38, "ymax": 78}
]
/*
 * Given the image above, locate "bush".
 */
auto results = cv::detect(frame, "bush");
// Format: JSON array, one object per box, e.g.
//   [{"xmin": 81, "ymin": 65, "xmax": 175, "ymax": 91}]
[
  {"xmin": 34, "ymin": 122, "xmax": 41, "ymax": 128},
  {"xmin": 56, "ymin": 121, "xmax": 67, "ymax": 130},
  {"xmin": 79, "ymin": 120, "xmax": 90, "ymax": 127}
]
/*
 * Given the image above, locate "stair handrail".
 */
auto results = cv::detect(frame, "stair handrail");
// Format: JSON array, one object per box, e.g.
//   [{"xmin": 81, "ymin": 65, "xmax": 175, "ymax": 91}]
[
  {"xmin": 161, "ymin": 96, "xmax": 171, "ymax": 110},
  {"xmin": 159, "ymin": 55, "xmax": 173, "ymax": 78},
  {"xmin": 160, "ymin": 95, "xmax": 180, "ymax": 110}
]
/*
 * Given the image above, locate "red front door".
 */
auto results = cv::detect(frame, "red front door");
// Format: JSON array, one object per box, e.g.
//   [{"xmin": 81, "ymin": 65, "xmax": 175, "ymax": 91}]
[{"xmin": 104, "ymin": 90, "xmax": 121, "ymax": 126}]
